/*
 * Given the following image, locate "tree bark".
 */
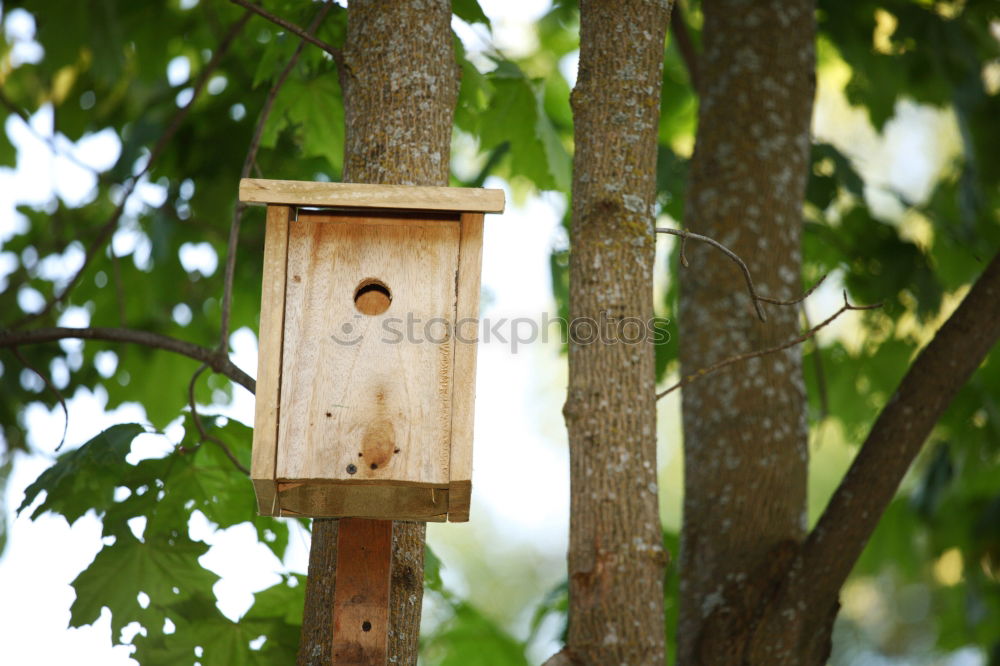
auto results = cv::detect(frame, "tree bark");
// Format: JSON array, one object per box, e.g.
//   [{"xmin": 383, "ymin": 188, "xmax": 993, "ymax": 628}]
[
  {"xmin": 676, "ymin": 1, "xmax": 816, "ymax": 664},
  {"xmin": 555, "ymin": 1, "xmax": 672, "ymax": 664},
  {"xmin": 297, "ymin": 1, "xmax": 458, "ymax": 664}
]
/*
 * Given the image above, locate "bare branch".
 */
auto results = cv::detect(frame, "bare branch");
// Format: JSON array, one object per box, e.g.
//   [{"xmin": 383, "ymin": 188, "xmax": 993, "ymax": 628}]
[
  {"xmin": 0, "ymin": 327, "xmax": 255, "ymax": 394},
  {"xmin": 8, "ymin": 346, "xmax": 69, "ymax": 451},
  {"xmin": 771, "ymin": 251, "xmax": 1000, "ymax": 636},
  {"xmin": 669, "ymin": 0, "xmax": 700, "ymax": 93},
  {"xmin": 758, "ymin": 273, "xmax": 827, "ymax": 306},
  {"xmin": 656, "ymin": 292, "xmax": 880, "ymax": 400},
  {"xmin": 220, "ymin": 2, "xmax": 332, "ymax": 348},
  {"xmin": 8, "ymin": 199, "xmax": 124, "ymax": 329},
  {"xmin": 187, "ymin": 364, "xmax": 250, "ymax": 476},
  {"xmin": 657, "ymin": 226, "xmax": 767, "ymax": 320},
  {"xmin": 8, "ymin": 11, "xmax": 252, "ymax": 330},
  {"xmin": 229, "ymin": 0, "xmax": 345, "ymax": 68},
  {"xmin": 657, "ymin": 226, "xmax": 827, "ymax": 321}
]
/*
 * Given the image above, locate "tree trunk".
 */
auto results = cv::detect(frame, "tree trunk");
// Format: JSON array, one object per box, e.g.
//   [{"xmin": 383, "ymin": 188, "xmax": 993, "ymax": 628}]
[
  {"xmin": 555, "ymin": 1, "xmax": 672, "ymax": 664},
  {"xmin": 297, "ymin": 2, "xmax": 459, "ymax": 664},
  {"xmin": 675, "ymin": 1, "xmax": 816, "ymax": 664}
]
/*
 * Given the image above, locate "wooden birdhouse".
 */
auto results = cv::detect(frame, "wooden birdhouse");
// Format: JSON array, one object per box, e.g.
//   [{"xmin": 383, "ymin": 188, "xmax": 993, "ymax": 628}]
[{"xmin": 240, "ymin": 178, "xmax": 504, "ymax": 523}]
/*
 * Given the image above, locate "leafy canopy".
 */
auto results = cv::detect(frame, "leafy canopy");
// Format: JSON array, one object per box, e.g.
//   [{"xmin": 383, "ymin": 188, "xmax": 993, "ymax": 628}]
[{"xmin": 1, "ymin": 0, "xmax": 999, "ymax": 662}]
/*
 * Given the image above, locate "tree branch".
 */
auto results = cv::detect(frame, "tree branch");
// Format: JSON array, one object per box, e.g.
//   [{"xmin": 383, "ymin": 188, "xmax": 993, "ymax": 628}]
[
  {"xmin": 656, "ymin": 226, "xmax": 826, "ymax": 321},
  {"xmin": 669, "ymin": 0, "xmax": 700, "ymax": 93},
  {"xmin": 187, "ymin": 364, "xmax": 250, "ymax": 476},
  {"xmin": 229, "ymin": 0, "xmax": 345, "ymax": 69},
  {"xmin": 8, "ymin": 346, "xmax": 69, "ymax": 451},
  {"xmin": 778, "ymin": 251, "xmax": 1000, "ymax": 633},
  {"xmin": 220, "ymin": 2, "xmax": 331, "ymax": 349},
  {"xmin": 656, "ymin": 292, "xmax": 879, "ymax": 400},
  {"xmin": 0, "ymin": 327, "xmax": 255, "ymax": 394},
  {"xmin": 8, "ymin": 10, "xmax": 252, "ymax": 330}
]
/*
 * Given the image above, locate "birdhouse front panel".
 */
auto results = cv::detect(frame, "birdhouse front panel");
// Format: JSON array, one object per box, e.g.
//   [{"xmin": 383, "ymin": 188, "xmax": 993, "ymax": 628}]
[
  {"xmin": 277, "ymin": 211, "xmax": 459, "ymax": 487},
  {"xmin": 241, "ymin": 178, "xmax": 504, "ymax": 523}
]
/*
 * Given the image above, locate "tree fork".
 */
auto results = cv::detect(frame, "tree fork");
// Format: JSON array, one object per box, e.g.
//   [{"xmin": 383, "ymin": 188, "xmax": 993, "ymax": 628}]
[
  {"xmin": 748, "ymin": 251, "xmax": 1000, "ymax": 665},
  {"xmin": 296, "ymin": 1, "xmax": 458, "ymax": 664}
]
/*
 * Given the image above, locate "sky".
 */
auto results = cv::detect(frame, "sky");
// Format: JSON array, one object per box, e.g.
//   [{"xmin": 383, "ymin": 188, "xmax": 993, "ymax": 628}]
[{"xmin": 0, "ymin": 1, "xmax": 982, "ymax": 665}]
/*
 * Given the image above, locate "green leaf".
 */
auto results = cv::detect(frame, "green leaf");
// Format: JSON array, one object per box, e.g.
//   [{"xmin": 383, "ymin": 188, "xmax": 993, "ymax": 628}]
[
  {"xmin": 911, "ymin": 443, "xmax": 955, "ymax": 520},
  {"xmin": 18, "ymin": 423, "xmax": 146, "ymax": 524},
  {"xmin": 0, "ymin": 124, "xmax": 16, "ymax": 168},
  {"xmin": 0, "ymin": 455, "xmax": 12, "ymax": 554},
  {"xmin": 853, "ymin": 498, "xmax": 923, "ymax": 580},
  {"xmin": 453, "ymin": 0, "xmax": 491, "ymax": 27},
  {"xmin": 476, "ymin": 61, "xmax": 570, "ymax": 191},
  {"xmin": 527, "ymin": 580, "xmax": 567, "ymax": 644},
  {"xmin": 132, "ymin": 591, "xmax": 299, "ymax": 666},
  {"xmin": 262, "ymin": 74, "xmax": 345, "ymax": 173},
  {"xmin": 422, "ymin": 601, "xmax": 529, "ymax": 666},
  {"xmin": 245, "ymin": 574, "xmax": 307, "ymax": 627},
  {"xmin": 70, "ymin": 530, "xmax": 218, "ymax": 639},
  {"xmin": 425, "ymin": 543, "xmax": 445, "ymax": 593}
]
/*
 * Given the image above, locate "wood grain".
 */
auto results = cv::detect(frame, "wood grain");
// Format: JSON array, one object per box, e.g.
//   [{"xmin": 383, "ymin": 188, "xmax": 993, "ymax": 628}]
[
  {"xmin": 276, "ymin": 481, "xmax": 449, "ymax": 521},
  {"xmin": 251, "ymin": 204, "xmax": 291, "ymax": 515},
  {"xmin": 276, "ymin": 211, "xmax": 460, "ymax": 489},
  {"xmin": 447, "ymin": 213, "xmax": 485, "ymax": 522},
  {"xmin": 331, "ymin": 519, "xmax": 393, "ymax": 664},
  {"xmin": 239, "ymin": 178, "xmax": 505, "ymax": 213}
]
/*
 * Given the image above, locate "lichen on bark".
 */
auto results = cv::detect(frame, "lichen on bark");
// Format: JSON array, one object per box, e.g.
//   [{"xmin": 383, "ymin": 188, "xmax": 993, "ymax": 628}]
[
  {"xmin": 556, "ymin": 1, "xmax": 672, "ymax": 664},
  {"xmin": 676, "ymin": 0, "xmax": 816, "ymax": 663}
]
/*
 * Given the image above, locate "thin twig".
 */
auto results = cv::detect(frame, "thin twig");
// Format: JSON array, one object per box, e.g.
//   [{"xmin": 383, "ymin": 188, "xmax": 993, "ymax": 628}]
[
  {"xmin": 187, "ymin": 363, "xmax": 250, "ymax": 476},
  {"xmin": 229, "ymin": 0, "xmax": 345, "ymax": 68},
  {"xmin": 757, "ymin": 273, "xmax": 828, "ymax": 306},
  {"xmin": 657, "ymin": 226, "xmax": 828, "ymax": 320},
  {"xmin": 669, "ymin": 0, "xmax": 700, "ymax": 93},
  {"xmin": 657, "ymin": 227, "xmax": 768, "ymax": 320},
  {"xmin": 656, "ymin": 292, "xmax": 881, "ymax": 400},
  {"xmin": 8, "ymin": 11, "xmax": 252, "ymax": 330},
  {"xmin": 220, "ymin": 2, "xmax": 331, "ymax": 349},
  {"xmin": 9, "ymin": 347, "xmax": 69, "ymax": 451},
  {"xmin": 658, "ymin": 226, "xmax": 767, "ymax": 320},
  {"xmin": 0, "ymin": 327, "xmax": 255, "ymax": 393}
]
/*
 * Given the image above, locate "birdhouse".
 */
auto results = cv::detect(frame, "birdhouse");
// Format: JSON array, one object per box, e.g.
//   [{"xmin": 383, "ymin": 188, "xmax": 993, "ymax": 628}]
[{"xmin": 239, "ymin": 178, "xmax": 504, "ymax": 523}]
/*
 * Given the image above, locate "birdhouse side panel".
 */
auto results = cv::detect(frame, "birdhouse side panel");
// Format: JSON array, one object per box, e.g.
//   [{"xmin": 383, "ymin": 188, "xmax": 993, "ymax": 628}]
[
  {"xmin": 251, "ymin": 204, "xmax": 292, "ymax": 514},
  {"xmin": 447, "ymin": 212, "xmax": 485, "ymax": 522},
  {"xmin": 276, "ymin": 212, "xmax": 460, "ymax": 487}
]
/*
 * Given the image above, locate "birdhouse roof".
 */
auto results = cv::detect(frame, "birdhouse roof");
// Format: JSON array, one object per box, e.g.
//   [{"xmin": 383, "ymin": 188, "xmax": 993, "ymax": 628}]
[{"xmin": 239, "ymin": 178, "xmax": 505, "ymax": 214}]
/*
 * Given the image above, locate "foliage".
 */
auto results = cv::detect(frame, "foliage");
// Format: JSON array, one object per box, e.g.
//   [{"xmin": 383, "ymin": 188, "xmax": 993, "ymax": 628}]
[{"xmin": 1, "ymin": 0, "xmax": 999, "ymax": 662}]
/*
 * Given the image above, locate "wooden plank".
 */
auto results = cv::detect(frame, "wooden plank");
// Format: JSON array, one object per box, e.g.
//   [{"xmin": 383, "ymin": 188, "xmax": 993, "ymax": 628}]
[
  {"xmin": 332, "ymin": 518, "xmax": 393, "ymax": 665},
  {"xmin": 251, "ymin": 204, "xmax": 291, "ymax": 516},
  {"xmin": 447, "ymin": 212, "xmax": 485, "ymax": 522},
  {"xmin": 275, "ymin": 482, "xmax": 448, "ymax": 522},
  {"xmin": 239, "ymin": 178, "xmax": 505, "ymax": 214},
  {"xmin": 277, "ymin": 212, "xmax": 459, "ymax": 489}
]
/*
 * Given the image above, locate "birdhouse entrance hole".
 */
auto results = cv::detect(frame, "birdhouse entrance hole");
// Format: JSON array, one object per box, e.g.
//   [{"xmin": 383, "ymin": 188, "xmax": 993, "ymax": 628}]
[{"xmin": 354, "ymin": 279, "xmax": 391, "ymax": 315}]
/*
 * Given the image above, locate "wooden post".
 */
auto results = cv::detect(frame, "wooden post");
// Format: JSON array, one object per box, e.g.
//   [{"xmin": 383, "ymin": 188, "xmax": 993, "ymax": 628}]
[{"xmin": 331, "ymin": 518, "xmax": 394, "ymax": 664}]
